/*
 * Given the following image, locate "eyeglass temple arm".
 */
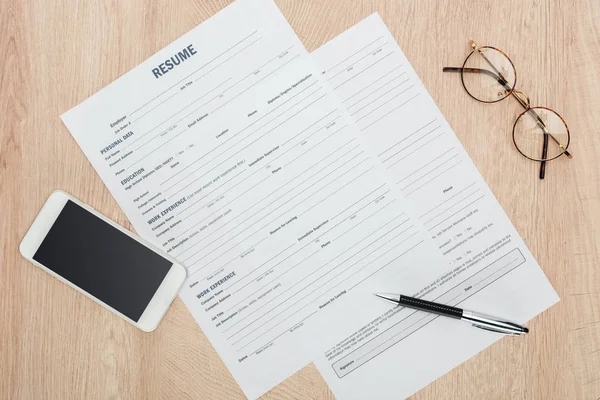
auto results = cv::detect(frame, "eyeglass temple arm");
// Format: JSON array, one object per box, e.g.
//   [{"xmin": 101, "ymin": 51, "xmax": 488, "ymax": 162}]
[
  {"xmin": 540, "ymin": 130, "xmax": 549, "ymax": 178},
  {"xmin": 443, "ymin": 66, "xmax": 517, "ymax": 95},
  {"xmin": 443, "ymin": 66, "xmax": 502, "ymax": 81}
]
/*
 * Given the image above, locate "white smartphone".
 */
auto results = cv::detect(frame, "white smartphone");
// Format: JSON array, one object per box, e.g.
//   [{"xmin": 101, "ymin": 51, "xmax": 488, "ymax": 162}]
[{"xmin": 19, "ymin": 190, "xmax": 187, "ymax": 332}]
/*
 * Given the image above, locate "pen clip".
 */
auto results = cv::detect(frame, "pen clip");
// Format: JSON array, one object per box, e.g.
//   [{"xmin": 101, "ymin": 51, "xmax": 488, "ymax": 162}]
[{"xmin": 471, "ymin": 323, "xmax": 518, "ymax": 336}]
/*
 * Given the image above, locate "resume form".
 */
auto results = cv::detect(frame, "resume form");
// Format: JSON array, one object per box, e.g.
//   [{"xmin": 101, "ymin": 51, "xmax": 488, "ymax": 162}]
[
  {"xmin": 61, "ymin": 1, "xmax": 456, "ymax": 398},
  {"xmin": 311, "ymin": 13, "xmax": 559, "ymax": 399}
]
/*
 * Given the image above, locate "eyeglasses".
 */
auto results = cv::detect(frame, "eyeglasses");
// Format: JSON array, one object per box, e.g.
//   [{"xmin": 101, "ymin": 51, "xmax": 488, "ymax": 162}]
[{"xmin": 443, "ymin": 40, "xmax": 572, "ymax": 180}]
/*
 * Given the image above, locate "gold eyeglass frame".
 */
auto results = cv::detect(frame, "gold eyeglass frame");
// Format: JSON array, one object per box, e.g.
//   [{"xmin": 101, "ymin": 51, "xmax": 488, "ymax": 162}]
[{"xmin": 443, "ymin": 40, "xmax": 572, "ymax": 180}]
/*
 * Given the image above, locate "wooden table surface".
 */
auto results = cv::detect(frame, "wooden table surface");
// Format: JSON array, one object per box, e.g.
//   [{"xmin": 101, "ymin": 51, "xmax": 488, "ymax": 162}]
[{"xmin": 2, "ymin": 0, "xmax": 600, "ymax": 399}]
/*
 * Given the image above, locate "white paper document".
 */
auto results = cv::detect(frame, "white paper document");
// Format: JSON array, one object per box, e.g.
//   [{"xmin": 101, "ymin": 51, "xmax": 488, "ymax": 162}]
[
  {"xmin": 61, "ymin": 1, "xmax": 451, "ymax": 398},
  {"xmin": 61, "ymin": 1, "xmax": 558, "ymax": 398},
  {"xmin": 310, "ymin": 13, "xmax": 559, "ymax": 399}
]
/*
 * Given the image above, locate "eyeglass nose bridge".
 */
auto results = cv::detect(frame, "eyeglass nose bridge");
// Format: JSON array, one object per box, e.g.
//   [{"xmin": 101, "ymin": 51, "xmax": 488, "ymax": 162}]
[{"xmin": 512, "ymin": 90, "xmax": 531, "ymax": 110}]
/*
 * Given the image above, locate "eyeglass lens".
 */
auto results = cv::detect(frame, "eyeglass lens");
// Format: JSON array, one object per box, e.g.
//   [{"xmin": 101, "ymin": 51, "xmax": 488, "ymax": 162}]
[{"xmin": 461, "ymin": 47, "xmax": 516, "ymax": 103}]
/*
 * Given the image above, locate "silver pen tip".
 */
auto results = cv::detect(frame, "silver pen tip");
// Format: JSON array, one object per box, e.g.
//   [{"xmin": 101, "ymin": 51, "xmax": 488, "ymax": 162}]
[{"xmin": 374, "ymin": 293, "xmax": 399, "ymax": 303}]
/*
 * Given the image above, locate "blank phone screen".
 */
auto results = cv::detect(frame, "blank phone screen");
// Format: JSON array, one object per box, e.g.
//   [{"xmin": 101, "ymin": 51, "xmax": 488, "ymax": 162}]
[{"xmin": 33, "ymin": 200, "xmax": 172, "ymax": 322}]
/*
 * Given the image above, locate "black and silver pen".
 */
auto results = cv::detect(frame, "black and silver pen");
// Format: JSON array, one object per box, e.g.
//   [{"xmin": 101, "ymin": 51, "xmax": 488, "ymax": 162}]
[{"xmin": 374, "ymin": 293, "xmax": 528, "ymax": 336}]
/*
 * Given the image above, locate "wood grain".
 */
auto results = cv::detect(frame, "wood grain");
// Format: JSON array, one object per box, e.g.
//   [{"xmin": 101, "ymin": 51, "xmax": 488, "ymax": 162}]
[{"xmin": 1, "ymin": 0, "xmax": 599, "ymax": 399}]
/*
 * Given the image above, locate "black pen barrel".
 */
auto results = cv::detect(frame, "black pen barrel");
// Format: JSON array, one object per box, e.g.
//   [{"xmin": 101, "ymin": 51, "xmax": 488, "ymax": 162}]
[{"xmin": 397, "ymin": 295, "xmax": 463, "ymax": 319}]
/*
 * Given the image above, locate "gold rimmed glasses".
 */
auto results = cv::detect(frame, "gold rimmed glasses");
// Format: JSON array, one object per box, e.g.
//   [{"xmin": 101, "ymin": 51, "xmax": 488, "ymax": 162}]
[{"xmin": 443, "ymin": 40, "xmax": 572, "ymax": 179}]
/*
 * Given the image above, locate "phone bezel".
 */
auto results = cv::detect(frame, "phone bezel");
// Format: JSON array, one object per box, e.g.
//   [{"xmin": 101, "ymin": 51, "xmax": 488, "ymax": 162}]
[{"xmin": 19, "ymin": 190, "xmax": 187, "ymax": 332}]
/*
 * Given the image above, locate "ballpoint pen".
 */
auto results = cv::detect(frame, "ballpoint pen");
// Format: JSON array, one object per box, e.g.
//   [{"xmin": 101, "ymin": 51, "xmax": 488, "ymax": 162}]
[{"xmin": 374, "ymin": 293, "xmax": 528, "ymax": 336}]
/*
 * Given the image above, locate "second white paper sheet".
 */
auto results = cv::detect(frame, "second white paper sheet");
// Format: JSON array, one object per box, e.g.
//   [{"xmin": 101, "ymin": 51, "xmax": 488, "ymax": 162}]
[{"xmin": 310, "ymin": 13, "xmax": 559, "ymax": 400}]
